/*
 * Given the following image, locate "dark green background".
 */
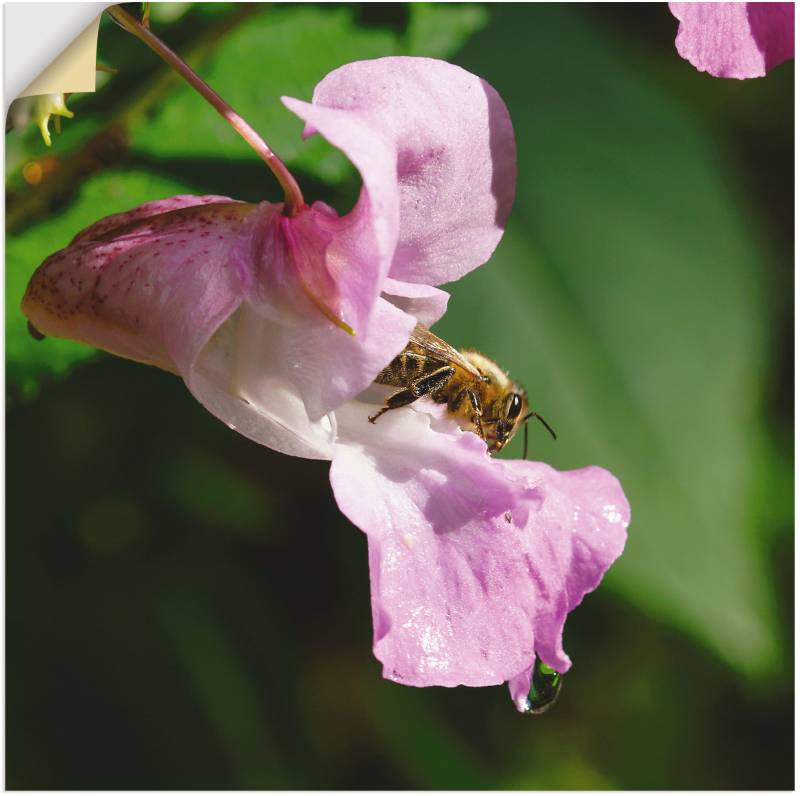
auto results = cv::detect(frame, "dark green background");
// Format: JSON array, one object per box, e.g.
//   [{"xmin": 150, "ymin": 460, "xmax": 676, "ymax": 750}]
[{"xmin": 6, "ymin": 3, "xmax": 793, "ymax": 788}]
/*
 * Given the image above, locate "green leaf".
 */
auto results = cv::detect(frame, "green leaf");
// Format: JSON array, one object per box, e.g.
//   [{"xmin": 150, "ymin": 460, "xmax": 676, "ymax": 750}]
[
  {"xmin": 6, "ymin": 171, "xmax": 197, "ymax": 401},
  {"xmin": 405, "ymin": 3, "xmax": 488, "ymax": 59},
  {"xmin": 436, "ymin": 5, "xmax": 780, "ymax": 675}
]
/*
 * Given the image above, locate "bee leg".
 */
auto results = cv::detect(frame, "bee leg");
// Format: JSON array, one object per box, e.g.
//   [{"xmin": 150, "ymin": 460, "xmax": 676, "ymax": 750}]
[
  {"xmin": 466, "ymin": 389, "xmax": 486, "ymax": 440},
  {"xmin": 368, "ymin": 390, "xmax": 417, "ymax": 423},
  {"xmin": 369, "ymin": 366, "xmax": 455, "ymax": 424}
]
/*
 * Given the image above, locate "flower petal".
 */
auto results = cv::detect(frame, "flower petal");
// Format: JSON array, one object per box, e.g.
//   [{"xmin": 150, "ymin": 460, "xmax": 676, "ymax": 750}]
[
  {"xmin": 508, "ymin": 665, "xmax": 537, "ymax": 713},
  {"xmin": 223, "ymin": 297, "xmax": 415, "ymax": 425},
  {"xmin": 670, "ymin": 2, "xmax": 794, "ymax": 79},
  {"xmin": 22, "ymin": 196, "xmax": 254, "ymax": 374},
  {"xmin": 381, "ymin": 278, "xmax": 450, "ymax": 327},
  {"xmin": 281, "ymin": 97, "xmax": 399, "ymax": 335},
  {"xmin": 298, "ymin": 56, "xmax": 516, "ymax": 286},
  {"xmin": 21, "ymin": 196, "xmax": 341, "ymax": 459},
  {"xmin": 190, "ymin": 307, "xmax": 338, "ymax": 459},
  {"xmin": 499, "ymin": 460, "xmax": 629, "ymax": 675},
  {"xmin": 330, "ymin": 405, "xmax": 629, "ymax": 688}
]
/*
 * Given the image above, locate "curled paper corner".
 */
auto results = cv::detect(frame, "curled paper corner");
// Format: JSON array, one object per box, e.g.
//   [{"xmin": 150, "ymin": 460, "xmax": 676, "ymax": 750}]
[{"xmin": 4, "ymin": 3, "xmax": 105, "ymax": 108}]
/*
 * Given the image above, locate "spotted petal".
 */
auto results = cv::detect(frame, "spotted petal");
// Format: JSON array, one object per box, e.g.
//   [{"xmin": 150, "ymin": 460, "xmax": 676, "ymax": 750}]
[
  {"xmin": 22, "ymin": 195, "xmax": 252, "ymax": 375},
  {"xmin": 21, "ymin": 196, "xmax": 337, "ymax": 459}
]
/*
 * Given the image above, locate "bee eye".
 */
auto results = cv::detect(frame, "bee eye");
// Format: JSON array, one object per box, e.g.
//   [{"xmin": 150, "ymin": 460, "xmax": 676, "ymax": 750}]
[{"xmin": 507, "ymin": 393, "xmax": 522, "ymax": 420}]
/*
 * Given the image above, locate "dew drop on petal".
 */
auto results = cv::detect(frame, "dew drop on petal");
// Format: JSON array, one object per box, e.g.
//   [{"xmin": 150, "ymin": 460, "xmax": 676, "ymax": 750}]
[
  {"xmin": 602, "ymin": 504, "xmax": 623, "ymax": 525},
  {"xmin": 521, "ymin": 658, "xmax": 563, "ymax": 716}
]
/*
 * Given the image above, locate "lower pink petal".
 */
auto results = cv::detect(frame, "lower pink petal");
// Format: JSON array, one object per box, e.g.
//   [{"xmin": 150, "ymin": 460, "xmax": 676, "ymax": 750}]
[{"xmin": 330, "ymin": 408, "xmax": 629, "ymax": 688}]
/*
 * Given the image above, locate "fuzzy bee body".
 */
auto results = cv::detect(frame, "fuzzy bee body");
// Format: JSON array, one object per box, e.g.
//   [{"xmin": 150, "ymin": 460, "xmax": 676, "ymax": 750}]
[{"xmin": 369, "ymin": 323, "xmax": 547, "ymax": 454}]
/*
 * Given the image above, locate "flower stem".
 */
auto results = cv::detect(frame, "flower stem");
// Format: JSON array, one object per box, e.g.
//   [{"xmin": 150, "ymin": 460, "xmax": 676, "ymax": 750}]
[{"xmin": 106, "ymin": 4, "xmax": 305, "ymax": 215}]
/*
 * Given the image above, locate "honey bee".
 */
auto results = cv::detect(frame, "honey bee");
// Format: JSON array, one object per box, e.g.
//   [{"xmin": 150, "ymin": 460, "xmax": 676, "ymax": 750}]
[{"xmin": 369, "ymin": 323, "xmax": 556, "ymax": 456}]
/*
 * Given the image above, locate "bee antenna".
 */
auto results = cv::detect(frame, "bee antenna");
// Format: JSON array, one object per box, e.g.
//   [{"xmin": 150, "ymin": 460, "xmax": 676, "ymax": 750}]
[
  {"xmin": 522, "ymin": 411, "xmax": 557, "ymax": 442},
  {"xmin": 523, "ymin": 422, "xmax": 529, "ymax": 460}
]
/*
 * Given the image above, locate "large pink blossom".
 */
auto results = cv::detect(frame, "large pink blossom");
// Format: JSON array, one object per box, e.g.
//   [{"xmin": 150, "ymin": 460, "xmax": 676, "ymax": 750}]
[
  {"xmin": 670, "ymin": 2, "xmax": 794, "ymax": 79},
  {"xmin": 22, "ymin": 56, "xmax": 628, "ymax": 708}
]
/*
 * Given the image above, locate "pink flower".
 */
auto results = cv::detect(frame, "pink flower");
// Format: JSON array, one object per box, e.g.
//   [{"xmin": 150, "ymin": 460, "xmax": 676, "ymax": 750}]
[
  {"xmin": 670, "ymin": 2, "xmax": 794, "ymax": 79},
  {"xmin": 24, "ymin": 57, "xmax": 515, "ymax": 458},
  {"xmin": 22, "ymin": 55, "xmax": 628, "ymax": 709}
]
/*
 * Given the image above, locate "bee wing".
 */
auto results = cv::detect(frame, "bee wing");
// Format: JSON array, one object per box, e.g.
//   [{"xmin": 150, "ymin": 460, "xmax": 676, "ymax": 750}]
[{"xmin": 409, "ymin": 324, "xmax": 484, "ymax": 378}]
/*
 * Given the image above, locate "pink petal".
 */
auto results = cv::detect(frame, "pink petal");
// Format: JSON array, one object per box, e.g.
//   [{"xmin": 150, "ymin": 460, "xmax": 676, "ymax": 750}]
[
  {"xmin": 497, "ymin": 461, "xmax": 629, "ymax": 681},
  {"xmin": 508, "ymin": 665, "xmax": 537, "ymax": 713},
  {"xmin": 22, "ymin": 196, "xmax": 254, "ymax": 375},
  {"xmin": 670, "ymin": 2, "xmax": 794, "ymax": 79},
  {"xmin": 281, "ymin": 97, "xmax": 399, "ymax": 335},
  {"xmin": 22, "ymin": 197, "xmax": 334, "ymax": 458},
  {"xmin": 223, "ymin": 299, "xmax": 415, "ymax": 424},
  {"xmin": 330, "ymin": 405, "xmax": 629, "ymax": 688},
  {"xmin": 381, "ymin": 278, "xmax": 450, "ymax": 327},
  {"xmin": 295, "ymin": 57, "xmax": 516, "ymax": 286},
  {"xmin": 69, "ymin": 194, "xmax": 236, "ymax": 244}
]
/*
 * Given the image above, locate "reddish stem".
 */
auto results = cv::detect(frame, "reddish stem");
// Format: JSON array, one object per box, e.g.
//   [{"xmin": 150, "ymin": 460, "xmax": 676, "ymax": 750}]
[{"xmin": 107, "ymin": 4, "xmax": 305, "ymax": 215}]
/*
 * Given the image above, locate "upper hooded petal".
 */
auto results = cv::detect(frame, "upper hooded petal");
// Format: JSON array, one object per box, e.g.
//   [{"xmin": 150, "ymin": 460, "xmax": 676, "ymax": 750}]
[
  {"xmin": 330, "ymin": 404, "xmax": 629, "ymax": 688},
  {"xmin": 21, "ymin": 196, "xmax": 340, "ymax": 459},
  {"xmin": 22, "ymin": 195, "xmax": 253, "ymax": 374},
  {"xmin": 670, "ymin": 2, "xmax": 794, "ymax": 79},
  {"xmin": 296, "ymin": 56, "xmax": 516, "ymax": 286}
]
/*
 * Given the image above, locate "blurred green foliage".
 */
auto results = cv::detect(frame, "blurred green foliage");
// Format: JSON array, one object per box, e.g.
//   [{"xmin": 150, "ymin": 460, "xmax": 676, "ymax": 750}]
[{"xmin": 6, "ymin": 3, "xmax": 793, "ymax": 789}]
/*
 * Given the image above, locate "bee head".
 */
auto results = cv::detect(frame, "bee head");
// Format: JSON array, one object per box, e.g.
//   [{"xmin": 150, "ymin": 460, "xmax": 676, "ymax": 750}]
[
  {"xmin": 486, "ymin": 391, "xmax": 557, "ymax": 457},
  {"xmin": 486, "ymin": 390, "xmax": 528, "ymax": 453}
]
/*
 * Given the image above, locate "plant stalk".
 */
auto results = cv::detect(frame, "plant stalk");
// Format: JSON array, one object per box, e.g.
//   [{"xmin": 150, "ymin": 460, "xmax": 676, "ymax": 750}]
[{"xmin": 106, "ymin": 4, "xmax": 305, "ymax": 215}]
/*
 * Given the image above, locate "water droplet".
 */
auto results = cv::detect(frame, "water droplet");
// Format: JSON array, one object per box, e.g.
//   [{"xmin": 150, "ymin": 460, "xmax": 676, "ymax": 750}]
[{"xmin": 522, "ymin": 658, "xmax": 563, "ymax": 715}]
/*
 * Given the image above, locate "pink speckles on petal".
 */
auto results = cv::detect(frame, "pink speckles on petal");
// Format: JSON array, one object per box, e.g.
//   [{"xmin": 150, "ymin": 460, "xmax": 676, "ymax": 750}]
[
  {"xmin": 71, "ymin": 194, "xmax": 237, "ymax": 244},
  {"xmin": 670, "ymin": 2, "xmax": 794, "ymax": 78},
  {"xmin": 22, "ymin": 198, "xmax": 257, "ymax": 374}
]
